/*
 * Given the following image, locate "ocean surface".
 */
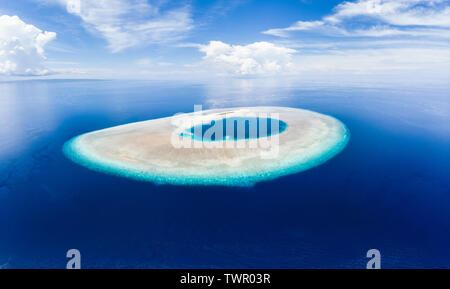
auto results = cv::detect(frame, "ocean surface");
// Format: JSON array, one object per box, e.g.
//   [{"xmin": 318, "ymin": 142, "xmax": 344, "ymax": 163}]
[{"xmin": 0, "ymin": 79, "xmax": 449, "ymax": 268}]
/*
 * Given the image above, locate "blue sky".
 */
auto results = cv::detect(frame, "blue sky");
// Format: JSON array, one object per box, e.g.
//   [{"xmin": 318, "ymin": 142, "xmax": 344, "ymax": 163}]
[{"xmin": 0, "ymin": 0, "xmax": 449, "ymax": 81}]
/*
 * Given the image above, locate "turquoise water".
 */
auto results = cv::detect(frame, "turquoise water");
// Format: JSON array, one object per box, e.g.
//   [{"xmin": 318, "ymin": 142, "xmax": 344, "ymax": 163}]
[
  {"xmin": 180, "ymin": 117, "xmax": 288, "ymax": 141},
  {"xmin": 62, "ymin": 119, "xmax": 348, "ymax": 187}
]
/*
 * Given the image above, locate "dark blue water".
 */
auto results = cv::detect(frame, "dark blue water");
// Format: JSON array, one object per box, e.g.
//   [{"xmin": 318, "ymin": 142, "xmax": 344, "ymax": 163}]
[
  {"xmin": 181, "ymin": 117, "xmax": 288, "ymax": 141},
  {"xmin": 0, "ymin": 79, "xmax": 449, "ymax": 268}
]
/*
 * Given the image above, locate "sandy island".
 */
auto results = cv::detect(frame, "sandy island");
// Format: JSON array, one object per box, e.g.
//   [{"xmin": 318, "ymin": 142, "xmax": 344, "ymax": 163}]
[{"xmin": 63, "ymin": 107, "xmax": 349, "ymax": 186}]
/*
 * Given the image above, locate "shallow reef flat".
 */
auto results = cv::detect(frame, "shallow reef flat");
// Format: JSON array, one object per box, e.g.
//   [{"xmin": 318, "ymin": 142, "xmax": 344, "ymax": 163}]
[{"xmin": 63, "ymin": 107, "xmax": 349, "ymax": 186}]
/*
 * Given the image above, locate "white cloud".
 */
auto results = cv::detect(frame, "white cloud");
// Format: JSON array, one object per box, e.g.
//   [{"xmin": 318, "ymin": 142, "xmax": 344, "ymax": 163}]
[
  {"xmin": 199, "ymin": 41, "xmax": 296, "ymax": 75},
  {"xmin": 0, "ymin": 15, "xmax": 56, "ymax": 76},
  {"xmin": 44, "ymin": 0, "xmax": 193, "ymax": 52},
  {"xmin": 292, "ymin": 47, "xmax": 450, "ymax": 75},
  {"xmin": 326, "ymin": 0, "xmax": 450, "ymax": 26},
  {"xmin": 264, "ymin": 21, "xmax": 325, "ymax": 37},
  {"xmin": 261, "ymin": 0, "xmax": 450, "ymax": 81},
  {"xmin": 135, "ymin": 58, "xmax": 174, "ymax": 67},
  {"xmin": 263, "ymin": 0, "xmax": 450, "ymax": 38}
]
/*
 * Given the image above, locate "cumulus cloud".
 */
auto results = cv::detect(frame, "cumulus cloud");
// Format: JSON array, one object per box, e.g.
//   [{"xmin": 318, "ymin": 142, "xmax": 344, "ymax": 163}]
[
  {"xmin": 199, "ymin": 41, "xmax": 296, "ymax": 75},
  {"xmin": 42, "ymin": 0, "xmax": 193, "ymax": 52},
  {"xmin": 263, "ymin": 0, "xmax": 450, "ymax": 38},
  {"xmin": 0, "ymin": 15, "xmax": 56, "ymax": 76}
]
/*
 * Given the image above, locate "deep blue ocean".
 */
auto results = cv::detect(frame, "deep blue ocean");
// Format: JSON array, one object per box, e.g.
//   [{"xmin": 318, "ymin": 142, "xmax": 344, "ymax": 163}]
[{"xmin": 0, "ymin": 79, "xmax": 449, "ymax": 268}]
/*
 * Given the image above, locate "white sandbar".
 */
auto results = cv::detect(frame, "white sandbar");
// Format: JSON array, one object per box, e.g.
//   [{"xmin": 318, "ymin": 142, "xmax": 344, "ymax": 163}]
[{"xmin": 63, "ymin": 107, "xmax": 349, "ymax": 186}]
